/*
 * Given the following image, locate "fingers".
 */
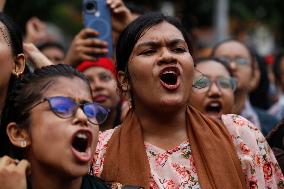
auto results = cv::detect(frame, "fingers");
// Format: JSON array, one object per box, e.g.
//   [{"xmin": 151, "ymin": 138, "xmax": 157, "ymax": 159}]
[
  {"xmin": 17, "ymin": 160, "xmax": 31, "ymax": 176},
  {"xmin": 0, "ymin": 156, "xmax": 17, "ymax": 167},
  {"xmin": 79, "ymin": 46, "xmax": 109, "ymax": 56},
  {"xmin": 80, "ymin": 38, "xmax": 108, "ymax": 48},
  {"xmin": 77, "ymin": 28, "xmax": 99, "ymax": 39}
]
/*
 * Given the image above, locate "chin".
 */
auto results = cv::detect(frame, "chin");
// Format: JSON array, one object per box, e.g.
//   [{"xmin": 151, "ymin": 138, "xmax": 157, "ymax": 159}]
[{"xmin": 65, "ymin": 164, "xmax": 89, "ymax": 178}]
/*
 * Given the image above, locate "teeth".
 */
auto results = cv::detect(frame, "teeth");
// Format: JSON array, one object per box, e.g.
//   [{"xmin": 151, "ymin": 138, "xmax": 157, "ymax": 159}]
[
  {"xmin": 208, "ymin": 102, "xmax": 220, "ymax": 107},
  {"xmin": 164, "ymin": 71, "xmax": 176, "ymax": 75},
  {"xmin": 76, "ymin": 133, "xmax": 88, "ymax": 139}
]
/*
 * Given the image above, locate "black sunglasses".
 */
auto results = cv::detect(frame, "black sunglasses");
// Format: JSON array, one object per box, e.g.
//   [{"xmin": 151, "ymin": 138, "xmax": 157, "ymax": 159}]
[{"xmin": 28, "ymin": 96, "xmax": 110, "ymax": 125}]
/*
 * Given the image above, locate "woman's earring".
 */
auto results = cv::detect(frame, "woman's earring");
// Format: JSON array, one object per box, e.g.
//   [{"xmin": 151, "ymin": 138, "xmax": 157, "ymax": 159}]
[
  {"xmin": 21, "ymin": 140, "xmax": 27, "ymax": 148},
  {"xmin": 121, "ymin": 84, "xmax": 128, "ymax": 92}
]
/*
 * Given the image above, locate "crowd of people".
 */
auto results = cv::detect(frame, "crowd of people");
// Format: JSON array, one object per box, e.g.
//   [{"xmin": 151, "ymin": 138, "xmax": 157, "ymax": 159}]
[{"xmin": 1, "ymin": 0, "xmax": 284, "ymax": 188}]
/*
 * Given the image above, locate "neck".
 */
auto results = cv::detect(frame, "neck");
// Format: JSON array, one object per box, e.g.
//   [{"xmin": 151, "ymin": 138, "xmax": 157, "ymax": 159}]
[
  {"xmin": 233, "ymin": 90, "xmax": 247, "ymax": 114},
  {"xmin": 134, "ymin": 105, "xmax": 188, "ymax": 150},
  {"xmin": 100, "ymin": 108, "xmax": 117, "ymax": 131},
  {"xmin": 30, "ymin": 165, "xmax": 82, "ymax": 189}
]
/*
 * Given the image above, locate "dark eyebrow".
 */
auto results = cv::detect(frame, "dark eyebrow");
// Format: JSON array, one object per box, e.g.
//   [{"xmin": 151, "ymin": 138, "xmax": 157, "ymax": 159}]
[
  {"xmin": 135, "ymin": 38, "xmax": 187, "ymax": 49},
  {"xmin": 135, "ymin": 41, "xmax": 160, "ymax": 49},
  {"xmin": 168, "ymin": 39, "xmax": 187, "ymax": 47}
]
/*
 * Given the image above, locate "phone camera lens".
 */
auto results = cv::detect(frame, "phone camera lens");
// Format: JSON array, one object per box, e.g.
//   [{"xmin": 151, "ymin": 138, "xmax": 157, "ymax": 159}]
[{"xmin": 85, "ymin": 1, "xmax": 97, "ymax": 13}]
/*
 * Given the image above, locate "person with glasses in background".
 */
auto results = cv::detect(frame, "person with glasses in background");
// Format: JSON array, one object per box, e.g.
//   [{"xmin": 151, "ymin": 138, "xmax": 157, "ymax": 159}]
[
  {"xmin": 211, "ymin": 38, "xmax": 278, "ymax": 136},
  {"xmin": 0, "ymin": 64, "xmax": 112, "ymax": 189},
  {"xmin": 190, "ymin": 58, "xmax": 237, "ymax": 121}
]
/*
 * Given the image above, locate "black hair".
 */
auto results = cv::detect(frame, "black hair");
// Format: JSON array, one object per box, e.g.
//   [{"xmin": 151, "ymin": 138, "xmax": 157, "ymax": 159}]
[
  {"xmin": 37, "ymin": 41, "xmax": 65, "ymax": 53},
  {"xmin": 273, "ymin": 51, "xmax": 284, "ymax": 84},
  {"xmin": 115, "ymin": 12, "xmax": 193, "ymax": 74},
  {"xmin": 249, "ymin": 54, "xmax": 270, "ymax": 110},
  {"xmin": 0, "ymin": 13, "xmax": 29, "ymax": 156},
  {"xmin": 0, "ymin": 64, "xmax": 91, "ymax": 157},
  {"xmin": 194, "ymin": 57, "xmax": 234, "ymax": 77}
]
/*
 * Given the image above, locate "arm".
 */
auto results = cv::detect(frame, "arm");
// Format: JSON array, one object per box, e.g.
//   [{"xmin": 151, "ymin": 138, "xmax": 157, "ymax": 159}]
[{"xmin": 24, "ymin": 43, "xmax": 54, "ymax": 69}]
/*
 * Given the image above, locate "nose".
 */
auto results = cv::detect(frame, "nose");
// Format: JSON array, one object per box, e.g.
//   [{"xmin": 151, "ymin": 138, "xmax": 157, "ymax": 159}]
[
  {"xmin": 207, "ymin": 82, "xmax": 222, "ymax": 97},
  {"xmin": 228, "ymin": 61, "xmax": 237, "ymax": 71},
  {"xmin": 92, "ymin": 77, "xmax": 104, "ymax": 91},
  {"xmin": 72, "ymin": 107, "xmax": 89, "ymax": 127},
  {"xmin": 157, "ymin": 48, "xmax": 176, "ymax": 65}
]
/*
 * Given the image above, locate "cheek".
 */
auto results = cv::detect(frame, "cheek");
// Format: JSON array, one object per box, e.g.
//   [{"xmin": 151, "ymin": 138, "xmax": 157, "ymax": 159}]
[{"xmin": 222, "ymin": 91, "xmax": 234, "ymax": 111}]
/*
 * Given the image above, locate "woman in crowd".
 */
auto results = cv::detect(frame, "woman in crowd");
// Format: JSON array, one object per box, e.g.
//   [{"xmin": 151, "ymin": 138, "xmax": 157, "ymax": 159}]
[
  {"xmin": 76, "ymin": 58, "xmax": 124, "ymax": 131},
  {"xmin": 1, "ymin": 64, "xmax": 111, "ymax": 189},
  {"xmin": 211, "ymin": 38, "xmax": 278, "ymax": 136},
  {"xmin": 269, "ymin": 51, "xmax": 284, "ymax": 120},
  {"xmin": 91, "ymin": 12, "xmax": 284, "ymax": 188},
  {"xmin": 0, "ymin": 12, "xmax": 30, "ymax": 189},
  {"xmin": 190, "ymin": 58, "xmax": 236, "ymax": 120}
]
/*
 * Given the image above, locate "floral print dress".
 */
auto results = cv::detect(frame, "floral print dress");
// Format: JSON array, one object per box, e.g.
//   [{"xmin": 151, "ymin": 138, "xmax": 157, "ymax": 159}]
[{"xmin": 91, "ymin": 114, "xmax": 284, "ymax": 189}]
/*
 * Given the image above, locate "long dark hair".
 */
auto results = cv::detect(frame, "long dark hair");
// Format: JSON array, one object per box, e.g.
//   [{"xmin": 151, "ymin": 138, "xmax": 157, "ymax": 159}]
[{"xmin": 0, "ymin": 64, "xmax": 91, "ymax": 157}]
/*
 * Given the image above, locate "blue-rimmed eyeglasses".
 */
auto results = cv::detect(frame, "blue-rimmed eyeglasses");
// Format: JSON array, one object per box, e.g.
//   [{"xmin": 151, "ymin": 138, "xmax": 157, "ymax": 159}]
[
  {"xmin": 27, "ymin": 96, "xmax": 110, "ymax": 125},
  {"xmin": 192, "ymin": 70, "xmax": 237, "ymax": 94},
  {"xmin": 217, "ymin": 56, "xmax": 250, "ymax": 66}
]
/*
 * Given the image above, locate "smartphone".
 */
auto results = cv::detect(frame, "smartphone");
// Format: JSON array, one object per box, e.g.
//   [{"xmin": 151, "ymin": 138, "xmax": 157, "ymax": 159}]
[{"xmin": 82, "ymin": 0, "xmax": 113, "ymax": 57}]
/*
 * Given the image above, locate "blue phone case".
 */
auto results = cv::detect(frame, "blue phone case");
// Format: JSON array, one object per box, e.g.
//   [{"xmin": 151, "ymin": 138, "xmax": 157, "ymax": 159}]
[{"xmin": 83, "ymin": 0, "xmax": 113, "ymax": 57}]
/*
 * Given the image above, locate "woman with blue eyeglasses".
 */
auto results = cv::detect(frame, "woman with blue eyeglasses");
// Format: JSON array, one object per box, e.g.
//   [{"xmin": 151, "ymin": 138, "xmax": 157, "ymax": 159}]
[
  {"xmin": 0, "ymin": 64, "xmax": 111, "ymax": 189},
  {"xmin": 190, "ymin": 57, "xmax": 237, "ymax": 121}
]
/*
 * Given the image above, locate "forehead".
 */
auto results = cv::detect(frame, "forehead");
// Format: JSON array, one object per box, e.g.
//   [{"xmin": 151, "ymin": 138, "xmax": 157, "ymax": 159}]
[
  {"xmin": 0, "ymin": 21, "xmax": 11, "ymax": 46},
  {"xmin": 135, "ymin": 21, "xmax": 185, "ymax": 45},
  {"xmin": 42, "ymin": 77, "xmax": 92, "ymax": 101},
  {"xmin": 214, "ymin": 41, "xmax": 250, "ymax": 58},
  {"xmin": 83, "ymin": 66, "xmax": 111, "ymax": 75},
  {"xmin": 196, "ymin": 61, "xmax": 230, "ymax": 77}
]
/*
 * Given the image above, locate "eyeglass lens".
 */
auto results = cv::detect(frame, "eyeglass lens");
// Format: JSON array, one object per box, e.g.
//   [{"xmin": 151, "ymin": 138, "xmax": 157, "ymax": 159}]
[{"xmin": 48, "ymin": 96, "xmax": 108, "ymax": 125}]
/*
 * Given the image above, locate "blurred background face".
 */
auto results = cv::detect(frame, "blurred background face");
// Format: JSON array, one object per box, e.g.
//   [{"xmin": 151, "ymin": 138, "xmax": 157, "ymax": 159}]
[
  {"xmin": 190, "ymin": 60, "xmax": 235, "ymax": 120},
  {"xmin": 83, "ymin": 66, "xmax": 120, "ymax": 110},
  {"xmin": 40, "ymin": 46, "xmax": 65, "ymax": 64},
  {"xmin": 213, "ymin": 41, "xmax": 253, "ymax": 93}
]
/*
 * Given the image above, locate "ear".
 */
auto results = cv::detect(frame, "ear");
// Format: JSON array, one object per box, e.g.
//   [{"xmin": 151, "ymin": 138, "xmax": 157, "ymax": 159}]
[
  {"xmin": 12, "ymin": 53, "xmax": 26, "ymax": 76},
  {"xmin": 6, "ymin": 122, "xmax": 31, "ymax": 148},
  {"xmin": 249, "ymin": 60, "xmax": 260, "ymax": 92},
  {"xmin": 117, "ymin": 71, "xmax": 130, "ymax": 92}
]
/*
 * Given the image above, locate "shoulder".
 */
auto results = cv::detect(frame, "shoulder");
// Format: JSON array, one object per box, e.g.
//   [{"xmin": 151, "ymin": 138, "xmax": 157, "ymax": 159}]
[{"xmin": 221, "ymin": 114, "xmax": 284, "ymax": 188}]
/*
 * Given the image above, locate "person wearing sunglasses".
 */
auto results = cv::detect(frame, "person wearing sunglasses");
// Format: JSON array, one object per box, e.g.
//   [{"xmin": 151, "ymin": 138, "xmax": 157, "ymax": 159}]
[
  {"xmin": 211, "ymin": 38, "xmax": 278, "ymax": 136},
  {"xmin": 0, "ymin": 64, "xmax": 111, "ymax": 189},
  {"xmin": 190, "ymin": 58, "xmax": 236, "ymax": 120}
]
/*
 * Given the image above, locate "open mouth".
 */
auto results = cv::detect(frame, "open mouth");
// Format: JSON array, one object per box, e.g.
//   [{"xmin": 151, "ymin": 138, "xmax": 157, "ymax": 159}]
[
  {"xmin": 71, "ymin": 130, "xmax": 92, "ymax": 162},
  {"xmin": 205, "ymin": 101, "xmax": 222, "ymax": 114},
  {"xmin": 159, "ymin": 67, "xmax": 180, "ymax": 90}
]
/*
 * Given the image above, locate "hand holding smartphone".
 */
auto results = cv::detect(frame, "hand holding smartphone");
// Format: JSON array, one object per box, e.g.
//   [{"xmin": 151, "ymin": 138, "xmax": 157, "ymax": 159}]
[{"xmin": 82, "ymin": 0, "xmax": 113, "ymax": 58}]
